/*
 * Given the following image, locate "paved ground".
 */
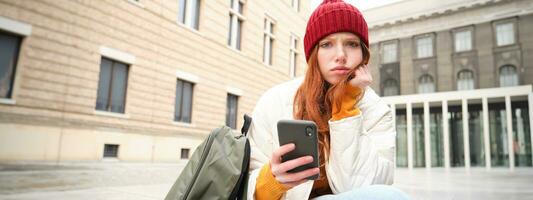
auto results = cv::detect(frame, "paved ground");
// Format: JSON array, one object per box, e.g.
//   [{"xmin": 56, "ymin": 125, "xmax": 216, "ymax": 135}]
[
  {"xmin": 0, "ymin": 162, "xmax": 182, "ymax": 200},
  {"xmin": 0, "ymin": 162, "xmax": 532, "ymax": 200},
  {"xmin": 394, "ymin": 167, "xmax": 533, "ymax": 200}
]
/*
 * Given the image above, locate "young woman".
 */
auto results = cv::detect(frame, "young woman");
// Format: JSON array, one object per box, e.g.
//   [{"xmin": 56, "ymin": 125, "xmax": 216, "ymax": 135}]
[{"xmin": 246, "ymin": 0, "xmax": 410, "ymax": 199}]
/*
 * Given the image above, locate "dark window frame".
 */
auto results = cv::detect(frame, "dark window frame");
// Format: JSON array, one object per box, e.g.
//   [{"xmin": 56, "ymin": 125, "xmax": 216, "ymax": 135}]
[
  {"xmin": 382, "ymin": 78, "xmax": 400, "ymax": 96},
  {"xmin": 228, "ymin": 0, "xmax": 244, "ymax": 50},
  {"xmin": 226, "ymin": 93, "xmax": 238, "ymax": 129},
  {"xmin": 0, "ymin": 30, "xmax": 22, "ymax": 99},
  {"xmin": 174, "ymin": 79, "xmax": 194, "ymax": 123},
  {"xmin": 103, "ymin": 144, "xmax": 119, "ymax": 158},
  {"xmin": 181, "ymin": 148, "xmax": 190, "ymax": 159},
  {"xmin": 178, "ymin": 0, "xmax": 201, "ymax": 30},
  {"xmin": 95, "ymin": 57, "xmax": 129, "ymax": 113},
  {"xmin": 492, "ymin": 17, "xmax": 518, "ymax": 47}
]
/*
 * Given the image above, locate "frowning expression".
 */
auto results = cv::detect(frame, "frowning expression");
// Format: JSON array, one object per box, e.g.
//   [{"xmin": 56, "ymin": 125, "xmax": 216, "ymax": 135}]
[{"xmin": 317, "ymin": 32, "xmax": 363, "ymax": 84}]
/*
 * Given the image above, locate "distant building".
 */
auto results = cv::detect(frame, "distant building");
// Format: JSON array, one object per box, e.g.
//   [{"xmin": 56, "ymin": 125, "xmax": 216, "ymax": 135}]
[{"xmin": 365, "ymin": 0, "xmax": 533, "ymax": 169}]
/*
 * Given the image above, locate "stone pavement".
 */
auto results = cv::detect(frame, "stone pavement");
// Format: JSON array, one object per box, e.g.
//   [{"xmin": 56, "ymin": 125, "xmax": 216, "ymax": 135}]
[
  {"xmin": 0, "ymin": 162, "xmax": 182, "ymax": 200},
  {"xmin": 393, "ymin": 167, "xmax": 533, "ymax": 200},
  {"xmin": 1, "ymin": 162, "xmax": 532, "ymax": 200}
]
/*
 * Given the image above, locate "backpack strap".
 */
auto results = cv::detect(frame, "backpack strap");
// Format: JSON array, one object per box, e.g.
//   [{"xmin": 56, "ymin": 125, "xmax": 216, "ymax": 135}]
[{"xmin": 241, "ymin": 114, "xmax": 252, "ymax": 136}]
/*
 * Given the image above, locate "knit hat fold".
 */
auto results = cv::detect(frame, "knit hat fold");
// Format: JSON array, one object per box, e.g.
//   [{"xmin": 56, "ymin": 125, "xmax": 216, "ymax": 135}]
[{"xmin": 304, "ymin": 0, "xmax": 368, "ymax": 62}]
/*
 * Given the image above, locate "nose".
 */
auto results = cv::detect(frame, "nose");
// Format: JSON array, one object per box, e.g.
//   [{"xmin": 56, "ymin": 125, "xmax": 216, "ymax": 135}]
[{"xmin": 334, "ymin": 45, "xmax": 346, "ymax": 64}]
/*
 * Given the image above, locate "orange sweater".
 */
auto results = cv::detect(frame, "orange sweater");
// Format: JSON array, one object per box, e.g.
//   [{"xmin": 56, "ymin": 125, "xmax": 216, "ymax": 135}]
[{"xmin": 255, "ymin": 85, "xmax": 362, "ymax": 200}]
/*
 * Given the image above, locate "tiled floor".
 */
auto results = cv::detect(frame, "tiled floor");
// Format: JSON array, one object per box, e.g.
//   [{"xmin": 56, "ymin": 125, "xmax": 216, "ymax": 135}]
[
  {"xmin": 394, "ymin": 168, "xmax": 533, "ymax": 200},
  {"xmin": 1, "ymin": 163, "xmax": 532, "ymax": 200}
]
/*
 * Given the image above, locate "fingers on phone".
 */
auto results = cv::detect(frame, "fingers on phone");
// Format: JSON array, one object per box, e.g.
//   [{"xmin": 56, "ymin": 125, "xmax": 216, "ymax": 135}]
[
  {"xmin": 274, "ymin": 156, "xmax": 313, "ymax": 174},
  {"xmin": 276, "ymin": 167, "xmax": 320, "ymax": 183},
  {"xmin": 271, "ymin": 143, "xmax": 295, "ymax": 164},
  {"xmin": 289, "ymin": 167, "xmax": 320, "ymax": 181}
]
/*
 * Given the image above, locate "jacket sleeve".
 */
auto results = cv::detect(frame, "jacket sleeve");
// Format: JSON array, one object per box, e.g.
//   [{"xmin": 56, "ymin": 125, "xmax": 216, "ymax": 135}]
[
  {"xmin": 326, "ymin": 87, "xmax": 396, "ymax": 193},
  {"xmin": 246, "ymin": 88, "xmax": 285, "ymax": 200}
]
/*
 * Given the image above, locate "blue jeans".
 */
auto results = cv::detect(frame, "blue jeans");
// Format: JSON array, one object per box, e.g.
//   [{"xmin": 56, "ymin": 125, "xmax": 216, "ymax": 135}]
[{"xmin": 312, "ymin": 185, "xmax": 411, "ymax": 200}]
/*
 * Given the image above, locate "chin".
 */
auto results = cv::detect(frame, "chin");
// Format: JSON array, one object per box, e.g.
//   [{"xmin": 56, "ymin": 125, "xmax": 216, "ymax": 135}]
[{"xmin": 324, "ymin": 77, "xmax": 341, "ymax": 85}]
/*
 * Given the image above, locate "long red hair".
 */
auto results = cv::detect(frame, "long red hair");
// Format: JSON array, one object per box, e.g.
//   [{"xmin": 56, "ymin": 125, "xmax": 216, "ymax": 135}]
[{"xmin": 293, "ymin": 41, "xmax": 370, "ymax": 174}]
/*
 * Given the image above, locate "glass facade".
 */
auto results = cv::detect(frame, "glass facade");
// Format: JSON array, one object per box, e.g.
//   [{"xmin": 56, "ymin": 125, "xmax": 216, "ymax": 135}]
[
  {"xmin": 396, "ymin": 109, "xmax": 408, "ymax": 167},
  {"xmin": 412, "ymin": 108, "xmax": 426, "ymax": 167},
  {"xmin": 489, "ymin": 103, "xmax": 509, "ymax": 167},
  {"xmin": 512, "ymin": 101, "xmax": 532, "ymax": 166},
  {"xmin": 430, "ymin": 107, "xmax": 444, "ymax": 167},
  {"xmin": 448, "ymin": 106, "xmax": 465, "ymax": 167},
  {"xmin": 391, "ymin": 96, "xmax": 531, "ymax": 169},
  {"xmin": 468, "ymin": 104, "xmax": 485, "ymax": 167}
]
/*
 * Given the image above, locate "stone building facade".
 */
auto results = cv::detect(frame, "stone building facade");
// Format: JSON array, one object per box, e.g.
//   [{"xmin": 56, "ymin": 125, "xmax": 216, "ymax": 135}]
[
  {"xmin": 0, "ymin": 0, "xmax": 310, "ymax": 162},
  {"xmin": 364, "ymin": 0, "xmax": 533, "ymax": 169}
]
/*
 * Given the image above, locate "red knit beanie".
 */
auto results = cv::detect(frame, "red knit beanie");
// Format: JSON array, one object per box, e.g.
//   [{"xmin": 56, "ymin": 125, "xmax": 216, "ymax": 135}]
[{"xmin": 304, "ymin": 0, "xmax": 369, "ymax": 62}]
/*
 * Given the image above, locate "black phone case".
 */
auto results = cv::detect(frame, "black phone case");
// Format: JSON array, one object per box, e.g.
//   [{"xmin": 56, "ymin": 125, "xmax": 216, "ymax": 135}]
[{"xmin": 277, "ymin": 119, "xmax": 320, "ymax": 180}]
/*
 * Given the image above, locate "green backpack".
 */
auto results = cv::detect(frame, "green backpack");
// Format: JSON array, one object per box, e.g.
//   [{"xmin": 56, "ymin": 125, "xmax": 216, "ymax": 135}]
[{"xmin": 165, "ymin": 115, "xmax": 252, "ymax": 200}]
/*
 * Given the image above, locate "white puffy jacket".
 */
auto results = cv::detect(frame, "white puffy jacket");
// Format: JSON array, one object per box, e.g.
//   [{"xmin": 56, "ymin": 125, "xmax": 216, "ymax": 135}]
[{"xmin": 246, "ymin": 77, "xmax": 396, "ymax": 199}]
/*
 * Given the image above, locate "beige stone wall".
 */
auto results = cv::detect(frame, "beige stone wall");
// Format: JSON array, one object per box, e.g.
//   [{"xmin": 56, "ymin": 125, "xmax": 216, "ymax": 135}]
[{"xmin": 0, "ymin": 0, "xmax": 311, "ymax": 161}]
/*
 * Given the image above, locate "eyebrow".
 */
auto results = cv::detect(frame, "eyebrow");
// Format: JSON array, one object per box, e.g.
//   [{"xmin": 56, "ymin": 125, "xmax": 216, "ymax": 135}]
[
  {"xmin": 345, "ymin": 37, "xmax": 360, "ymax": 41},
  {"xmin": 322, "ymin": 36, "xmax": 360, "ymax": 41}
]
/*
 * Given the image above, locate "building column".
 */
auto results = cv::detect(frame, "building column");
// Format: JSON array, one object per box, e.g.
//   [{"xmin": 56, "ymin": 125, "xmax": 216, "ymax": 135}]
[
  {"xmin": 443, "ymin": 100, "xmax": 450, "ymax": 169},
  {"xmin": 407, "ymin": 102, "xmax": 413, "ymax": 169},
  {"xmin": 482, "ymin": 97, "xmax": 491, "ymax": 170},
  {"xmin": 529, "ymin": 93, "xmax": 533, "ymax": 167},
  {"xmin": 390, "ymin": 104, "xmax": 397, "ymax": 165},
  {"xmin": 505, "ymin": 95, "xmax": 515, "ymax": 171},
  {"xmin": 391, "ymin": 104, "xmax": 396, "ymax": 128},
  {"xmin": 424, "ymin": 101, "xmax": 431, "ymax": 169},
  {"xmin": 462, "ymin": 99, "xmax": 471, "ymax": 169}
]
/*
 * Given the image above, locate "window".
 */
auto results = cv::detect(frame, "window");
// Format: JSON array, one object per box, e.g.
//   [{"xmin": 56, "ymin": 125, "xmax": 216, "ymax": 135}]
[
  {"xmin": 457, "ymin": 70, "xmax": 475, "ymax": 90},
  {"xmin": 228, "ymin": 0, "xmax": 244, "ymax": 50},
  {"xmin": 0, "ymin": 31, "xmax": 21, "ymax": 99},
  {"xmin": 181, "ymin": 148, "xmax": 190, "ymax": 159},
  {"xmin": 289, "ymin": 34, "xmax": 299, "ymax": 77},
  {"xmin": 103, "ymin": 144, "xmax": 119, "ymax": 158},
  {"xmin": 499, "ymin": 65, "xmax": 519, "ymax": 87},
  {"xmin": 226, "ymin": 93, "xmax": 238, "ymax": 129},
  {"xmin": 96, "ymin": 58, "xmax": 129, "ymax": 113},
  {"xmin": 291, "ymin": 0, "xmax": 300, "ymax": 12},
  {"xmin": 383, "ymin": 79, "xmax": 399, "ymax": 96},
  {"xmin": 178, "ymin": 0, "xmax": 201, "ymax": 30},
  {"xmin": 496, "ymin": 22, "xmax": 515, "ymax": 46},
  {"xmin": 263, "ymin": 17, "xmax": 275, "ymax": 65},
  {"xmin": 416, "ymin": 36, "xmax": 433, "ymax": 58},
  {"xmin": 382, "ymin": 42, "xmax": 397, "ymax": 63},
  {"xmin": 454, "ymin": 30, "xmax": 472, "ymax": 52},
  {"xmin": 175, "ymin": 79, "xmax": 194, "ymax": 123},
  {"xmin": 418, "ymin": 74, "xmax": 435, "ymax": 93}
]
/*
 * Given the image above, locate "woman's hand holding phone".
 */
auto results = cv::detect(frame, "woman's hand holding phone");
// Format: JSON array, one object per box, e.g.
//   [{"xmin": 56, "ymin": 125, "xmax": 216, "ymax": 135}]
[{"xmin": 270, "ymin": 143, "xmax": 320, "ymax": 189}]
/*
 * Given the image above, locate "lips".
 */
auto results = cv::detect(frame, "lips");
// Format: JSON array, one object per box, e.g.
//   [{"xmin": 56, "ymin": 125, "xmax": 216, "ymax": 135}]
[
  {"xmin": 331, "ymin": 66, "xmax": 350, "ymax": 71},
  {"xmin": 331, "ymin": 66, "xmax": 350, "ymax": 75}
]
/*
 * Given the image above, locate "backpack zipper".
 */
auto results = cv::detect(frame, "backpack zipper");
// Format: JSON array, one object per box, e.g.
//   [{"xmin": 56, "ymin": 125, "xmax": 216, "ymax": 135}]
[{"xmin": 182, "ymin": 128, "xmax": 219, "ymax": 199}]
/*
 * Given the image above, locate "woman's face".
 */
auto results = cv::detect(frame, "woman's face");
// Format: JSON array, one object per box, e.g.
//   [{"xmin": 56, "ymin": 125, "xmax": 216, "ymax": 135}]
[{"xmin": 317, "ymin": 32, "xmax": 363, "ymax": 84}]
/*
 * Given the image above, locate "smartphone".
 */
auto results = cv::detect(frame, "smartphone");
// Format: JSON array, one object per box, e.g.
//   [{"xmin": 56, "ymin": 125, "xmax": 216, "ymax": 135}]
[{"xmin": 277, "ymin": 119, "xmax": 319, "ymax": 180}]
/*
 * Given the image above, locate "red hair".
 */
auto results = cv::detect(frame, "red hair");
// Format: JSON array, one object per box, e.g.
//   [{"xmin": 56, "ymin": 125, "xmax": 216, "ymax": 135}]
[{"xmin": 293, "ymin": 42, "xmax": 370, "ymax": 178}]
